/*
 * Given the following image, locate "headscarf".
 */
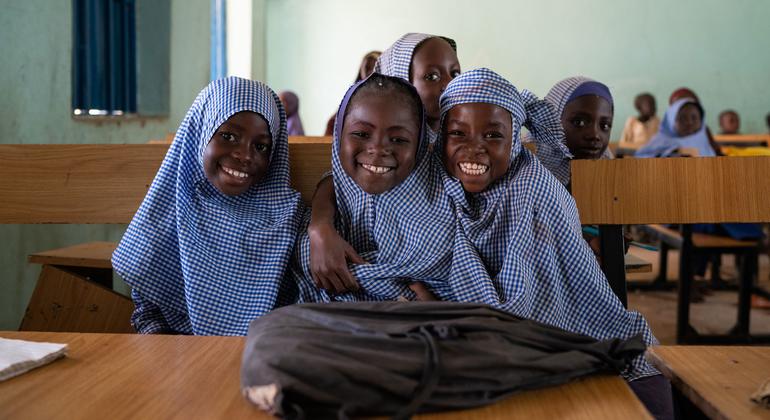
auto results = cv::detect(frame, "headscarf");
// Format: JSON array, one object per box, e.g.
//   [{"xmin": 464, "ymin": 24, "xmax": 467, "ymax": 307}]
[
  {"xmin": 292, "ymin": 73, "xmax": 456, "ymax": 303},
  {"xmin": 669, "ymin": 87, "xmax": 699, "ymax": 105},
  {"xmin": 374, "ymin": 32, "xmax": 458, "ymax": 144},
  {"xmin": 436, "ymin": 68, "xmax": 659, "ymax": 381},
  {"xmin": 113, "ymin": 77, "xmax": 305, "ymax": 335},
  {"xmin": 635, "ymin": 98, "xmax": 716, "ymax": 158},
  {"xmin": 537, "ymin": 76, "xmax": 614, "ymax": 186},
  {"xmin": 279, "ymin": 90, "xmax": 304, "ymax": 136}
]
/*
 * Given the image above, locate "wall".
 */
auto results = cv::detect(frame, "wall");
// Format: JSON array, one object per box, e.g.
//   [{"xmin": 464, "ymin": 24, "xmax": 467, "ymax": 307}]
[
  {"xmin": 0, "ymin": 0, "xmax": 210, "ymax": 329},
  {"xmin": 265, "ymin": 0, "xmax": 770, "ymax": 136}
]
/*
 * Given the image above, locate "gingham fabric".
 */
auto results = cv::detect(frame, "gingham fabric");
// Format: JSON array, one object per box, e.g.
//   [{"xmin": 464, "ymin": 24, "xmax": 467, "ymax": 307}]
[
  {"xmin": 436, "ymin": 68, "xmax": 659, "ymax": 381},
  {"xmin": 113, "ymin": 77, "xmax": 305, "ymax": 336},
  {"xmin": 292, "ymin": 74, "xmax": 456, "ymax": 303},
  {"xmin": 635, "ymin": 98, "xmax": 716, "ymax": 157},
  {"xmin": 374, "ymin": 32, "xmax": 457, "ymax": 144},
  {"xmin": 538, "ymin": 76, "xmax": 614, "ymax": 186}
]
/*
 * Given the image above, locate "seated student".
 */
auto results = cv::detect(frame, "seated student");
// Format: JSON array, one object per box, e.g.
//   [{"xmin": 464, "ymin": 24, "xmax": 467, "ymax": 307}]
[
  {"xmin": 718, "ymin": 109, "xmax": 740, "ymax": 134},
  {"xmin": 636, "ymin": 98, "xmax": 717, "ymax": 157},
  {"xmin": 767, "ymin": 113, "xmax": 770, "ymax": 134},
  {"xmin": 112, "ymin": 77, "xmax": 305, "ymax": 335},
  {"xmin": 308, "ymin": 33, "xmax": 462, "ymax": 289},
  {"xmin": 279, "ymin": 90, "xmax": 305, "ymax": 136},
  {"xmin": 535, "ymin": 76, "xmax": 613, "ymax": 188},
  {"xmin": 620, "ymin": 93, "xmax": 660, "ymax": 146},
  {"xmin": 324, "ymin": 51, "xmax": 382, "ymax": 136},
  {"xmin": 375, "ymin": 32, "xmax": 461, "ymax": 143},
  {"xmin": 668, "ymin": 87, "xmax": 723, "ymax": 155},
  {"xmin": 292, "ymin": 73, "xmax": 454, "ymax": 302},
  {"xmin": 435, "ymin": 68, "xmax": 672, "ymax": 419}
]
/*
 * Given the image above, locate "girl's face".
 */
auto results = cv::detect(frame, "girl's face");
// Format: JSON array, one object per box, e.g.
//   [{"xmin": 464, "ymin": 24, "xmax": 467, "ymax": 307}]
[
  {"xmin": 442, "ymin": 103, "xmax": 512, "ymax": 193},
  {"xmin": 340, "ymin": 92, "xmax": 419, "ymax": 194},
  {"xmin": 410, "ymin": 38, "xmax": 461, "ymax": 127},
  {"xmin": 203, "ymin": 111, "xmax": 272, "ymax": 196},
  {"xmin": 561, "ymin": 95, "xmax": 613, "ymax": 160},
  {"xmin": 675, "ymin": 103, "xmax": 702, "ymax": 137}
]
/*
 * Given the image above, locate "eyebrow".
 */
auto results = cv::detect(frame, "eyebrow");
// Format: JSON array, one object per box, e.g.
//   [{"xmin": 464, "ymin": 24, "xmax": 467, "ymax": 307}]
[{"xmin": 345, "ymin": 119, "xmax": 376, "ymax": 129}]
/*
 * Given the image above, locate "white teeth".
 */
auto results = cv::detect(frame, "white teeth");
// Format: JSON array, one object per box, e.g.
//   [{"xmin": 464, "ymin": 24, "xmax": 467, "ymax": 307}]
[
  {"xmin": 459, "ymin": 162, "xmax": 489, "ymax": 176},
  {"xmin": 222, "ymin": 166, "xmax": 249, "ymax": 178},
  {"xmin": 361, "ymin": 163, "xmax": 392, "ymax": 174}
]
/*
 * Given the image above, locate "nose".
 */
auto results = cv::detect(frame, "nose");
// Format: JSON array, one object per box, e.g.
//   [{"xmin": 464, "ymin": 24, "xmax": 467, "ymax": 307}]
[
  {"xmin": 585, "ymin": 123, "xmax": 602, "ymax": 141},
  {"xmin": 233, "ymin": 141, "xmax": 253, "ymax": 163},
  {"xmin": 367, "ymin": 133, "xmax": 392, "ymax": 155}
]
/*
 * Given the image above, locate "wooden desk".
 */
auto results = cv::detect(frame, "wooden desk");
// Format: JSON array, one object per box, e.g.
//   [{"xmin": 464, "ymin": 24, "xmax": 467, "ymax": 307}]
[
  {"xmin": 625, "ymin": 253, "xmax": 652, "ymax": 274},
  {"xmin": 0, "ymin": 332, "xmax": 651, "ymax": 419},
  {"xmin": 647, "ymin": 346, "xmax": 770, "ymax": 419},
  {"xmin": 22, "ymin": 242, "xmax": 133, "ymax": 333}
]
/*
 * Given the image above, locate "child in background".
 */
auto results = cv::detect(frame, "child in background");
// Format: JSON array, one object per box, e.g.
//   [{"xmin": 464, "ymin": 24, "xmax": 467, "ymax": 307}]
[
  {"xmin": 279, "ymin": 91, "xmax": 305, "ymax": 136},
  {"xmin": 718, "ymin": 109, "xmax": 740, "ymax": 134},
  {"xmin": 293, "ymin": 73, "xmax": 454, "ymax": 302},
  {"xmin": 620, "ymin": 93, "xmax": 659, "ymax": 146},
  {"xmin": 112, "ymin": 77, "xmax": 305, "ymax": 335},
  {"xmin": 668, "ymin": 87, "xmax": 723, "ymax": 155},
  {"xmin": 435, "ymin": 69, "xmax": 672, "ymax": 419},
  {"xmin": 636, "ymin": 98, "xmax": 716, "ymax": 157},
  {"xmin": 766, "ymin": 113, "xmax": 770, "ymax": 133},
  {"xmin": 375, "ymin": 32, "xmax": 461, "ymax": 143},
  {"xmin": 535, "ymin": 76, "xmax": 614, "ymax": 188},
  {"xmin": 325, "ymin": 51, "xmax": 382, "ymax": 136}
]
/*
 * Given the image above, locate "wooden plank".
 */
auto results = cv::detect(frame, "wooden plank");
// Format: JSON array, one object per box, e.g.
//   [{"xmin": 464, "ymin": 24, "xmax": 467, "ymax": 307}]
[
  {"xmin": 571, "ymin": 157, "xmax": 770, "ymax": 225},
  {"xmin": 624, "ymin": 253, "xmax": 652, "ymax": 274},
  {"xmin": 28, "ymin": 241, "xmax": 117, "ymax": 268},
  {"xmin": 0, "ymin": 332, "xmax": 650, "ymax": 420},
  {"xmin": 714, "ymin": 133, "xmax": 770, "ymax": 145},
  {"xmin": 19, "ymin": 266, "xmax": 134, "ymax": 333},
  {"xmin": 647, "ymin": 346, "xmax": 770, "ymax": 420},
  {"xmin": 0, "ymin": 144, "xmax": 166, "ymax": 224},
  {"xmin": 0, "ymin": 142, "xmax": 332, "ymax": 224}
]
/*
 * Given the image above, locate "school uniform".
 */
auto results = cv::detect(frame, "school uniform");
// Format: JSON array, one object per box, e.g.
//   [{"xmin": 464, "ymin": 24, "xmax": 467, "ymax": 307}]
[
  {"xmin": 620, "ymin": 115, "xmax": 660, "ymax": 145},
  {"xmin": 536, "ymin": 76, "xmax": 614, "ymax": 187},
  {"xmin": 374, "ymin": 32, "xmax": 457, "ymax": 145},
  {"xmin": 291, "ymin": 74, "xmax": 456, "ymax": 303},
  {"xmin": 635, "ymin": 98, "xmax": 716, "ymax": 157},
  {"xmin": 436, "ymin": 68, "xmax": 660, "ymax": 383},
  {"xmin": 112, "ymin": 77, "xmax": 305, "ymax": 336}
]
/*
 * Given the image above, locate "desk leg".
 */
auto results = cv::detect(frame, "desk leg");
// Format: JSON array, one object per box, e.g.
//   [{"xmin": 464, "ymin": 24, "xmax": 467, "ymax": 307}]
[
  {"xmin": 599, "ymin": 225, "xmax": 627, "ymax": 308},
  {"xmin": 676, "ymin": 226, "xmax": 694, "ymax": 344},
  {"xmin": 734, "ymin": 250, "xmax": 756, "ymax": 336}
]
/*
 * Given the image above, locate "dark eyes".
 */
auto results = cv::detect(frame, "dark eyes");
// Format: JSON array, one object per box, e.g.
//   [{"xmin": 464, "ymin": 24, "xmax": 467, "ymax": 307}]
[
  {"xmin": 220, "ymin": 132, "xmax": 237, "ymax": 142},
  {"xmin": 350, "ymin": 131, "xmax": 409, "ymax": 144},
  {"xmin": 446, "ymin": 130, "xmax": 503, "ymax": 140},
  {"xmin": 600, "ymin": 122, "xmax": 612, "ymax": 131},
  {"xmin": 450, "ymin": 70, "xmax": 461, "ymax": 78},
  {"xmin": 424, "ymin": 73, "xmax": 440, "ymax": 82},
  {"xmin": 571, "ymin": 118, "xmax": 587, "ymax": 128},
  {"xmin": 254, "ymin": 143, "xmax": 270, "ymax": 153}
]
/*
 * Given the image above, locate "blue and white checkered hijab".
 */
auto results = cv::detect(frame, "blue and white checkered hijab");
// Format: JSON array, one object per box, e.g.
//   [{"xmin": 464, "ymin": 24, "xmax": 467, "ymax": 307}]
[
  {"xmin": 437, "ymin": 69, "xmax": 659, "ymax": 381},
  {"xmin": 292, "ymin": 74, "xmax": 456, "ymax": 303},
  {"xmin": 113, "ymin": 77, "xmax": 305, "ymax": 336},
  {"xmin": 374, "ymin": 32, "xmax": 457, "ymax": 144},
  {"xmin": 635, "ymin": 98, "xmax": 715, "ymax": 158},
  {"xmin": 538, "ymin": 76, "xmax": 614, "ymax": 186}
]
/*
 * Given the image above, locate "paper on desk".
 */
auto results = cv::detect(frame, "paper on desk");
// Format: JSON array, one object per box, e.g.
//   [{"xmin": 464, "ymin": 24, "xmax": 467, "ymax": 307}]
[{"xmin": 0, "ymin": 337, "xmax": 68, "ymax": 381}]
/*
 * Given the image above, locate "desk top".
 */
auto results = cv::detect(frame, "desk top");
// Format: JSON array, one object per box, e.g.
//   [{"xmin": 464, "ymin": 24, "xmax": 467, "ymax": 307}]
[
  {"xmin": 647, "ymin": 346, "xmax": 770, "ymax": 420},
  {"xmin": 0, "ymin": 332, "xmax": 650, "ymax": 419},
  {"xmin": 28, "ymin": 241, "xmax": 117, "ymax": 268}
]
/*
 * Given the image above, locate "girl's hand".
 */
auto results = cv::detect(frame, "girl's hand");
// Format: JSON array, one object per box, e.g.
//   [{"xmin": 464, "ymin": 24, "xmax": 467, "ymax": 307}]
[
  {"xmin": 308, "ymin": 223, "xmax": 366, "ymax": 294},
  {"xmin": 409, "ymin": 282, "xmax": 439, "ymax": 301}
]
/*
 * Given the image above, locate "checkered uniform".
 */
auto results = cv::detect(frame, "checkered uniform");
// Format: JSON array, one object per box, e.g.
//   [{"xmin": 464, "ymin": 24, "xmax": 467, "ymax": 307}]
[
  {"xmin": 113, "ymin": 77, "xmax": 305, "ymax": 335},
  {"xmin": 437, "ymin": 68, "xmax": 659, "ymax": 381}
]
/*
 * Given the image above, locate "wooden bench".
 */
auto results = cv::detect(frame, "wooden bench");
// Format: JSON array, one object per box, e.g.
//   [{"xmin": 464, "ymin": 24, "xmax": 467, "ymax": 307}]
[
  {"xmin": 714, "ymin": 133, "xmax": 770, "ymax": 147},
  {"xmin": 572, "ymin": 156, "xmax": 770, "ymax": 344},
  {"xmin": 0, "ymin": 138, "xmax": 332, "ymax": 333}
]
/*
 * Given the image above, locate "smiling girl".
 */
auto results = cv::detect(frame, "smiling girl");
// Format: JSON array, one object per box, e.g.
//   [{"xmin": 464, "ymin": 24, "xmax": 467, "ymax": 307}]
[{"xmin": 112, "ymin": 77, "xmax": 305, "ymax": 335}]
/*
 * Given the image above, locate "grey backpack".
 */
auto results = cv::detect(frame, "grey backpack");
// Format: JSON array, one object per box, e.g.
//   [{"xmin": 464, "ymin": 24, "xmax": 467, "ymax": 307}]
[{"xmin": 241, "ymin": 302, "xmax": 644, "ymax": 419}]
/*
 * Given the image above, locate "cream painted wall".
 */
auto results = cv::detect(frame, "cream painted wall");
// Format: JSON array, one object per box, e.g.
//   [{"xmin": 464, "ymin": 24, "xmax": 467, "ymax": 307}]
[{"xmin": 264, "ymin": 0, "xmax": 770, "ymax": 136}]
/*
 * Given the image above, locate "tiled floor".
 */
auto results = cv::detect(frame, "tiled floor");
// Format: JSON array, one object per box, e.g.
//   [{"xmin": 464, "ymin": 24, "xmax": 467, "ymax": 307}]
[{"xmin": 625, "ymin": 246, "xmax": 770, "ymax": 344}]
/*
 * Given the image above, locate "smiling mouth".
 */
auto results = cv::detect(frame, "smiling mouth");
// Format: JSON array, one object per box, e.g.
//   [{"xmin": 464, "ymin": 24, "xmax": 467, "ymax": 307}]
[
  {"xmin": 221, "ymin": 165, "xmax": 250, "ymax": 179},
  {"xmin": 458, "ymin": 162, "xmax": 489, "ymax": 176},
  {"xmin": 360, "ymin": 163, "xmax": 393, "ymax": 174}
]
